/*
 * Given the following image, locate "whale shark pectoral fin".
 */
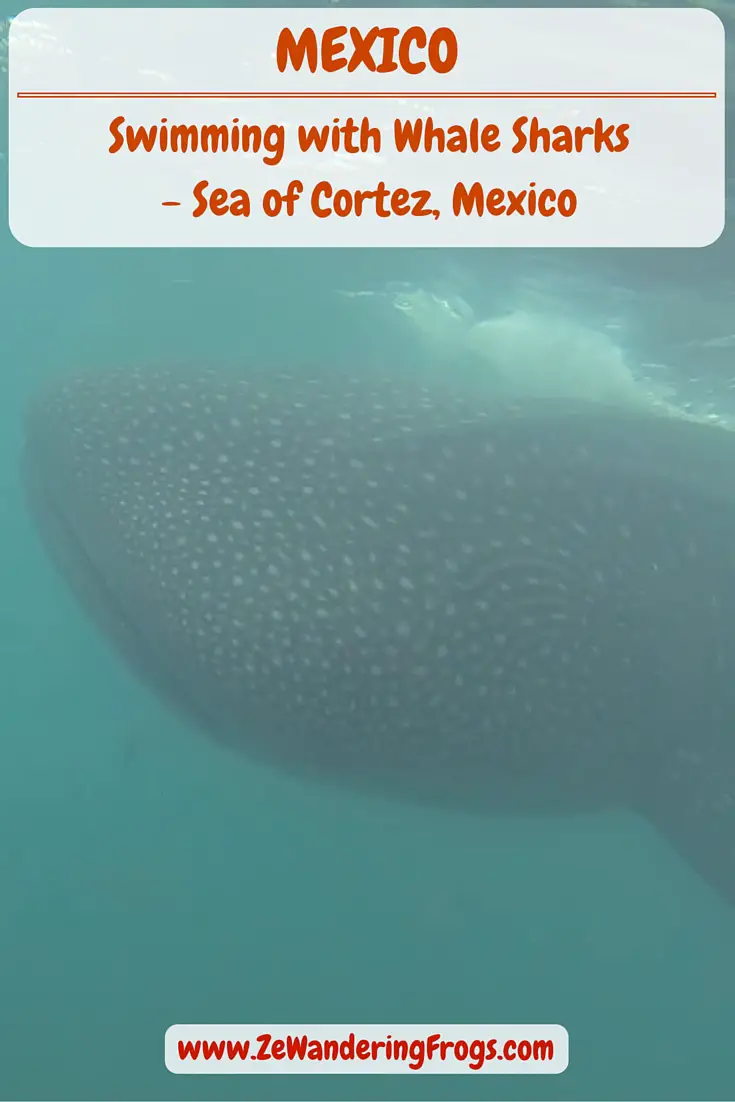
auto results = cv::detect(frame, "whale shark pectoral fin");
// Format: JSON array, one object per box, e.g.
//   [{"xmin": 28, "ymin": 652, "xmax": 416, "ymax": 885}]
[
  {"xmin": 641, "ymin": 741, "xmax": 735, "ymax": 905},
  {"xmin": 617, "ymin": 570, "xmax": 735, "ymax": 905},
  {"xmin": 635, "ymin": 759, "xmax": 735, "ymax": 907}
]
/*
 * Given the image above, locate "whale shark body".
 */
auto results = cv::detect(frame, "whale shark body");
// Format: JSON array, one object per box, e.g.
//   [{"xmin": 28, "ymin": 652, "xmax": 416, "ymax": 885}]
[{"xmin": 21, "ymin": 364, "xmax": 735, "ymax": 905}]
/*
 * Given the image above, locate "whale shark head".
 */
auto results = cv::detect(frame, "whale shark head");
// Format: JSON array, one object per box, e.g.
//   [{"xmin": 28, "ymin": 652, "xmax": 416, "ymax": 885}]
[{"xmin": 21, "ymin": 362, "xmax": 735, "ymax": 906}]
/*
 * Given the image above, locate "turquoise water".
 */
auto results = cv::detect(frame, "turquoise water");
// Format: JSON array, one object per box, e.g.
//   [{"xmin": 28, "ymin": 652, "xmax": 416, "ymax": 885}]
[{"xmin": 4, "ymin": 19, "xmax": 735, "ymax": 1102}]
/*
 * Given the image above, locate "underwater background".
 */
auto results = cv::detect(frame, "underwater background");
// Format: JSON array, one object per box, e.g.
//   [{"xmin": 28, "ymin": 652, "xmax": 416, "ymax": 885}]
[{"xmin": 3, "ymin": 2, "xmax": 735, "ymax": 1100}]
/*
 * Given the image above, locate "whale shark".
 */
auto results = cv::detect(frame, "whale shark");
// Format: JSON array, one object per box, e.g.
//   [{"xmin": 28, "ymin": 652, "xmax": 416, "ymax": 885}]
[{"xmin": 21, "ymin": 363, "xmax": 735, "ymax": 906}]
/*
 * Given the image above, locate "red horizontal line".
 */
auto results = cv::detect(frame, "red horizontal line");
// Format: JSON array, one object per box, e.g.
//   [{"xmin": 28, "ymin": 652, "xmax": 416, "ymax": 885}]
[{"xmin": 16, "ymin": 90, "xmax": 717, "ymax": 99}]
